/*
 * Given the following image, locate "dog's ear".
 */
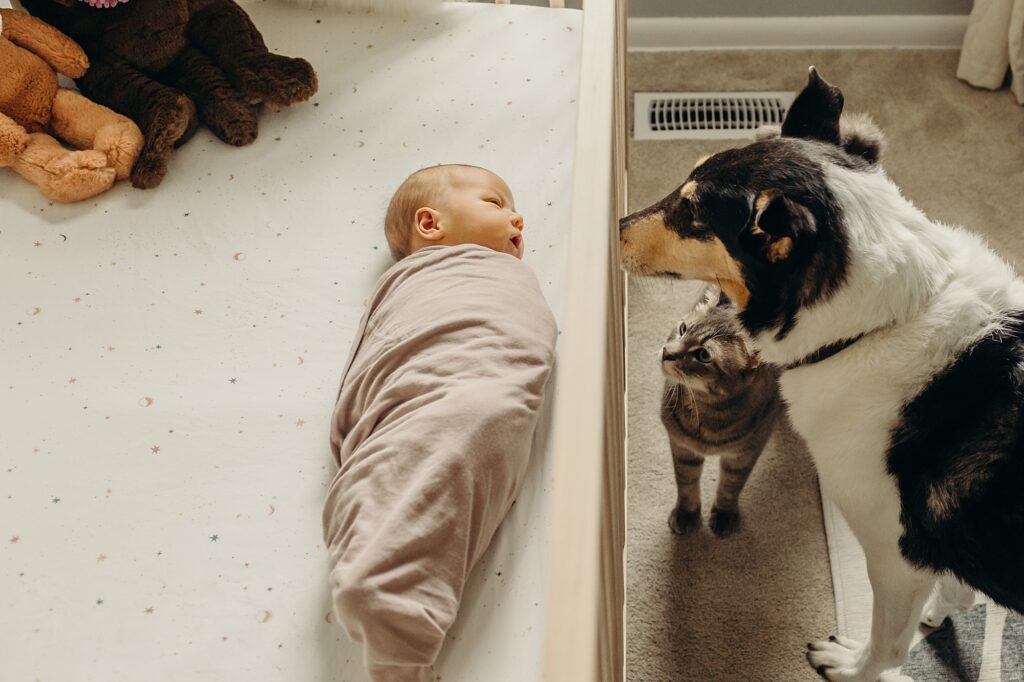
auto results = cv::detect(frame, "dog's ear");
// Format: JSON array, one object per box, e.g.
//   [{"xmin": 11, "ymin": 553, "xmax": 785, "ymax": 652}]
[
  {"xmin": 743, "ymin": 190, "xmax": 815, "ymax": 264},
  {"xmin": 781, "ymin": 66, "xmax": 843, "ymax": 145},
  {"xmin": 839, "ymin": 112, "xmax": 885, "ymax": 164}
]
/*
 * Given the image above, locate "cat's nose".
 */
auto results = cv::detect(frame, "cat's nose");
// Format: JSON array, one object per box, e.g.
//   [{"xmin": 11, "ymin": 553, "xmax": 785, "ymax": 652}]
[{"xmin": 661, "ymin": 347, "xmax": 667, "ymax": 361}]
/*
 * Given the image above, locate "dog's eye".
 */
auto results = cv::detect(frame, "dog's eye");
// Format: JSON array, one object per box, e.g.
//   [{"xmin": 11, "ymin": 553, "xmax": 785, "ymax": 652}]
[
  {"xmin": 695, "ymin": 348, "xmax": 712, "ymax": 363},
  {"xmin": 678, "ymin": 321, "xmax": 687, "ymax": 335}
]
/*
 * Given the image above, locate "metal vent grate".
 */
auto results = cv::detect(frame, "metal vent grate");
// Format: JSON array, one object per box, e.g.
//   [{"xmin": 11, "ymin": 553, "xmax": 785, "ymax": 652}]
[{"xmin": 633, "ymin": 92, "xmax": 796, "ymax": 140}]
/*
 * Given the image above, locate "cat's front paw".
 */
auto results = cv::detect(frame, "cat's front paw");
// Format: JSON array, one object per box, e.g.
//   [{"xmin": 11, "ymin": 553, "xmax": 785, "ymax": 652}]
[
  {"xmin": 709, "ymin": 506, "xmax": 741, "ymax": 537},
  {"xmin": 668, "ymin": 506, "xmax": 701, "ymax": 535}
]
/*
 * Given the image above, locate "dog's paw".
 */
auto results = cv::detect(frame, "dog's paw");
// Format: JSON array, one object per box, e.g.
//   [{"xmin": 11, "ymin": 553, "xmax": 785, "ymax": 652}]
[
  {"xmin": 709, "ymin": 506, "xmax": 741, "ymax": 537},
  {"xmin": 807, "ymin": 635, "xmax": 872, "ymax": 682},
  {"xmin": 919, "ymin": 602, "xmax": 949, "ymax": 629},
  {"xmin": 920, "ymin": 576, "xmax": 974, "ymax": 629},
  {"xmin": 668, "ymin": 506, "xmax": 701, "ymax": 535}
]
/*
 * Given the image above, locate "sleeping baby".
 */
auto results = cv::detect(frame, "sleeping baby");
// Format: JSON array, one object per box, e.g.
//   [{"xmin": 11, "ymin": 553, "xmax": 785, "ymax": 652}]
[{"xmin": 322, "ymin": 164, "xmax": 557, "ymax": 682}]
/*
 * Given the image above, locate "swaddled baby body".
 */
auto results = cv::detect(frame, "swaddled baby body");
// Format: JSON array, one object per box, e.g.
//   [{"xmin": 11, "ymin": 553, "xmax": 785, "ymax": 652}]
[{"xmin": 323, "ymin": 165, "xmax": 556, "ymax": 682}]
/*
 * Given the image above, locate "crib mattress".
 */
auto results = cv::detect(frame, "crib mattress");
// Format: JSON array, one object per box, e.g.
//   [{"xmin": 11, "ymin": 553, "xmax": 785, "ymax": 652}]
[{"xmin": 0, "ymin": 2, "xmax": 582, "ymax": 680}]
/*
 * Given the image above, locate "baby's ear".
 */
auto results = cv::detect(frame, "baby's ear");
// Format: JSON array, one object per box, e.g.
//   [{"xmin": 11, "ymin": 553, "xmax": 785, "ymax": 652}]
[{"xmin": 414, "ymin": 207, "xmax": 443, "ymax": 240}]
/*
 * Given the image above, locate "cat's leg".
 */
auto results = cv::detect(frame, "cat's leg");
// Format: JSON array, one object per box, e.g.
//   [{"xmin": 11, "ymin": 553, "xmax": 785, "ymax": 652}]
[
  {"xmin": 668, "ymin": 441, "xmax": 704, "ymax": 535},
  {"xmin": 710, "ymin": 446, "xmax": 759, "ymax": 538},
  {"xmin": 920, "ymin": 573, "xmax": 975, "ymax": 628}
]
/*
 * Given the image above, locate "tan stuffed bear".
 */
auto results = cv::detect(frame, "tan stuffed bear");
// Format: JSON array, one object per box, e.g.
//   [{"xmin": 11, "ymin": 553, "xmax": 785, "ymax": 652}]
[{"xmin": 0, "ymin": 8, "xmax": 142, "ymax": 203}]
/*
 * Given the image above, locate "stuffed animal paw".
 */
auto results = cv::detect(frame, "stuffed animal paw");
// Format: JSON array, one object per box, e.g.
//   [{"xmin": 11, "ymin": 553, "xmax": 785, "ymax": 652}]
[{"xmin": 0, "ymin": 8, "xmax": 142, "ymax": 202}]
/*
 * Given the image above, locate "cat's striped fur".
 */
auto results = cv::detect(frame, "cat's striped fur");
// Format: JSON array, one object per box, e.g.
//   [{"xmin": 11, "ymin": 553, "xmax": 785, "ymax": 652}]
[{"xmin": 660, "ymin": 285, "xmax": 782, "ymax": 538}]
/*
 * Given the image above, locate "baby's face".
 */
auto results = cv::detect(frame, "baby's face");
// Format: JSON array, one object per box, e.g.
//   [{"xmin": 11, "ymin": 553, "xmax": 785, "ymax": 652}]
[{"xmin": 431, "ymin": 167, "xmax": 525, "ymax": 259}]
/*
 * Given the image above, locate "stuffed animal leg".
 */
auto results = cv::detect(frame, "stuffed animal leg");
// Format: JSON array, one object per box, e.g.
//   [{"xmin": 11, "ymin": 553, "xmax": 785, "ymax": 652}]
[
  {"xmin": 0, "ymin": 113, "xmax": 116, "ymax": 202},
  {"xmin": 49, "ymin": 88, "xmax": 141, "ymax": 180},
  {"xmin": 187, "ymin": 0, "xmax": 318, "ymax": 108},
  {"xmin": 0, "ymin": 8, "xmax": 142, "ymax": 201},
  {"xmin": 0, "ymin": 111, "xmax": 30, "ymax": 167},
  {"xmin": 163, "ymin": 45, "xmax": 259, "ymax": 146},
  {"xmin": 73, "ymin": 47, "xmax": 199, "ymax": 189}
]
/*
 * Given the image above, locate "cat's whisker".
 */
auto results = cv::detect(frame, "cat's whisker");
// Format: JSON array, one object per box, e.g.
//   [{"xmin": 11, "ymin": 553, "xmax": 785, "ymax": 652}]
[{"xmin": 681, "ymin": 379, "xmax": 701, "ymax": 427}]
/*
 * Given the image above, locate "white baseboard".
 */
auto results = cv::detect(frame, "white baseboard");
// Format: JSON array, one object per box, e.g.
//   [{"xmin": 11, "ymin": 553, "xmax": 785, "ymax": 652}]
[{"xmin": 628, "ymin": 15, "xmax": 969, "ymax": 51}]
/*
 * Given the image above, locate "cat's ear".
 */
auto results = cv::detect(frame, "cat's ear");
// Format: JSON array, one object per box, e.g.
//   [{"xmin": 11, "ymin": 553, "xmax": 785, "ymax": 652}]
[
  {"xmin": 742, "ymin": 189, "xmax": 815, "ymax": 264},
  {"xmin": 699, "ymin": 284, "xmax": 721, "ymax": 308}
]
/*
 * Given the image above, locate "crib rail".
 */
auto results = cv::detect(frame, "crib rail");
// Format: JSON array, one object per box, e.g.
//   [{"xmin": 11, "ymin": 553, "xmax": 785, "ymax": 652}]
[
  {"xmin": 542, "ymin": 0, "xmax": 626, "ymax": 680},
  {"xmin": 494, "ymin": 0, "xmax": 566, "ymax": 6}
]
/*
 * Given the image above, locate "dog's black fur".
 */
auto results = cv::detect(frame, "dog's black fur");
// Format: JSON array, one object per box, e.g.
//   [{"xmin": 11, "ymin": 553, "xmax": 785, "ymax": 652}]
[{"xmin": 889, "ymin": 311, "xmax": 1024, "ymax": 613}]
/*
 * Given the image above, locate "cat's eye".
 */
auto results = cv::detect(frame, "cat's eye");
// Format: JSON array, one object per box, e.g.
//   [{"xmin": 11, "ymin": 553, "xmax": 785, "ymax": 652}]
[
  {"xmin": 695, "ymin": 348, "xmax": 712, "ymax": 363},
  {"xmin": 678, "ymin": 321, "xmax": 686, "ymax": 335}
]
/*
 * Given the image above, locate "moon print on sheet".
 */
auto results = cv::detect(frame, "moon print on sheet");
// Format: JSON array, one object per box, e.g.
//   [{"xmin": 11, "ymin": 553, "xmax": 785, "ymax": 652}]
[
  {"xmin": 139, "ymin": 397, "xmax": 154, "ymax": 407},
  {"xmin": 232, "ymin": 252, "xmax": 245, "ymax": 261}
]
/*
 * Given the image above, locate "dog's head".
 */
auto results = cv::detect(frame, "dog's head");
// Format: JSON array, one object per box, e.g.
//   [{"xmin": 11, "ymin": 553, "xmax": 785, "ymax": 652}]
[{"xmin": 620, "ymin": 67, "xmax": 885, "ymax": 341}]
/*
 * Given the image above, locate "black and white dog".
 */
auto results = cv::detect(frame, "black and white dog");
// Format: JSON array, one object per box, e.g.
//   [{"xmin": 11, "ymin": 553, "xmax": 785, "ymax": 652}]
[{"xmin": 619, "ymin": 68, "xmax": 1024, "ymax": 681}]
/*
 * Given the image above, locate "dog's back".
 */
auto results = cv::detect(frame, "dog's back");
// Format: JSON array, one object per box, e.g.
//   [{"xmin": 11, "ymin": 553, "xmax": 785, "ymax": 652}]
[{"xmin": 889, "ymin": 310, "xmax": 1024, "ymax": 613}]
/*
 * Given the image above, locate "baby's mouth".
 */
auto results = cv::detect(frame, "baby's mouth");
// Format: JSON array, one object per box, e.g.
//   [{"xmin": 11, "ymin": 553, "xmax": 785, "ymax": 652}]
[{"xmin": 510, "ymin": 235, "xmax": 522, "ymax": 250}]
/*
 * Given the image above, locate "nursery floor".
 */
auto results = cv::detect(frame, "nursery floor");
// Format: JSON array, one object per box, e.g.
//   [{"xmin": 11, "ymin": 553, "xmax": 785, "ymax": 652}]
[{"xmin": 625, "ymin": 49, "xmax": 1024, "ymax": 682}]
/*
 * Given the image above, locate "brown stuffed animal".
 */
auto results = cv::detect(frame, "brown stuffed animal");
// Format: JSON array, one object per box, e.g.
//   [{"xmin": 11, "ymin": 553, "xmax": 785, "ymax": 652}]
[
  {"xmin": 0, "ymin": 8, "xmax": 142, "ymax": 202},
  {"xmin": 20, "ymin": 0, "xmax": 318, "ymax": 190}
]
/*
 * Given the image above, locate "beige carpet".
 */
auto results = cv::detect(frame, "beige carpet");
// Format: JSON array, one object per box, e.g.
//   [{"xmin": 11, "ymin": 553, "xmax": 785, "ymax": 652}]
[{"xmin": 625, "ymin": 49, "xmax": 1024, "ymax": 682}]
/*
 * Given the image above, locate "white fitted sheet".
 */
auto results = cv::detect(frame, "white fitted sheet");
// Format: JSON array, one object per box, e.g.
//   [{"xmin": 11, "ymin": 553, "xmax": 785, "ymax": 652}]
[{"xmin": 0, "ymin": 2, "xmax": 582, "ymax": 680}]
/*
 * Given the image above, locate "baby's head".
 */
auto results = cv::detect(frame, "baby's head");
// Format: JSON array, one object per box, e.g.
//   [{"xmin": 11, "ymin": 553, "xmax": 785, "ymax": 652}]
[{"xmin": 384, "ymin": 164, "xmax": 525, "ymax": 261}]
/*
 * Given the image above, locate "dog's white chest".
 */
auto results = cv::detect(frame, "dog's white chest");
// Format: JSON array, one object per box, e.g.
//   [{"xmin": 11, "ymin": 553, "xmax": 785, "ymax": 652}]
[{"xmin": 779, "ymin": 359, "xmax": 905, "ymax": 530}]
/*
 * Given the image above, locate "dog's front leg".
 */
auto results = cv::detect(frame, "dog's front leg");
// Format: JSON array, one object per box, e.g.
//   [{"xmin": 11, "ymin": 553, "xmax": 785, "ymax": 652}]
[{"xmin": 808, "ymin": 549, "xmax": 932, "ymax": 682}]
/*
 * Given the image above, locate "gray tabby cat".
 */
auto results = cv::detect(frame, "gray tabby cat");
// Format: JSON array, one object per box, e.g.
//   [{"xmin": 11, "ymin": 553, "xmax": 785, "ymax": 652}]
[{"xmin": 661, "ymin": 284, "xmax": 782, "ymax": 537}]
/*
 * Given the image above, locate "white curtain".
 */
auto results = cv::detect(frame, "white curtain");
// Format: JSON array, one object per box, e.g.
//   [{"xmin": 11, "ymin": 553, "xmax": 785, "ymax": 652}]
[{"xmin": 958, "ymin": 0, "xmax": 1024, "ymax": 104}]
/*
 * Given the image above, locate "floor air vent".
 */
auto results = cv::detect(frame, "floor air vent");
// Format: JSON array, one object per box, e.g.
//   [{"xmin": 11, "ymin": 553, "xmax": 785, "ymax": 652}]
[{"xmin": 634, "ymin": 92, "xmax": 796, "ymax": 140}]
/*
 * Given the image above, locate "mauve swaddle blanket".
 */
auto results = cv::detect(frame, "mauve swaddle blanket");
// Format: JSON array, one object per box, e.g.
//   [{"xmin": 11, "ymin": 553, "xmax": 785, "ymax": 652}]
[{"xmin": 322, "ymin": 244, "xmax": 557, "ymax": 681}]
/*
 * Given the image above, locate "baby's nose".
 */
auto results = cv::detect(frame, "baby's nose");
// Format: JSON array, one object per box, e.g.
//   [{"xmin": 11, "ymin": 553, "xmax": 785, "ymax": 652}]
[{"xmin": 511, "ymin": 213, "xmax": 524, "ymax": 230}]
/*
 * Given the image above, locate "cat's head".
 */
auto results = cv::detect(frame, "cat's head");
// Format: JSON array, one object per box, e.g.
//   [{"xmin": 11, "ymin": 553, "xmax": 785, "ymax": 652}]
[{"xmin": 660, "ymin": 284, "xmax": 761, "ymax": 392}]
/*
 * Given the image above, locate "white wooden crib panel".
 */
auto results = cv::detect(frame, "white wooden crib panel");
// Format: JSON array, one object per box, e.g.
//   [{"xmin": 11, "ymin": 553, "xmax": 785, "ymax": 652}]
[{"xmin": 0, "ymin": 3, "xmax": 582, "ymax": 680}]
